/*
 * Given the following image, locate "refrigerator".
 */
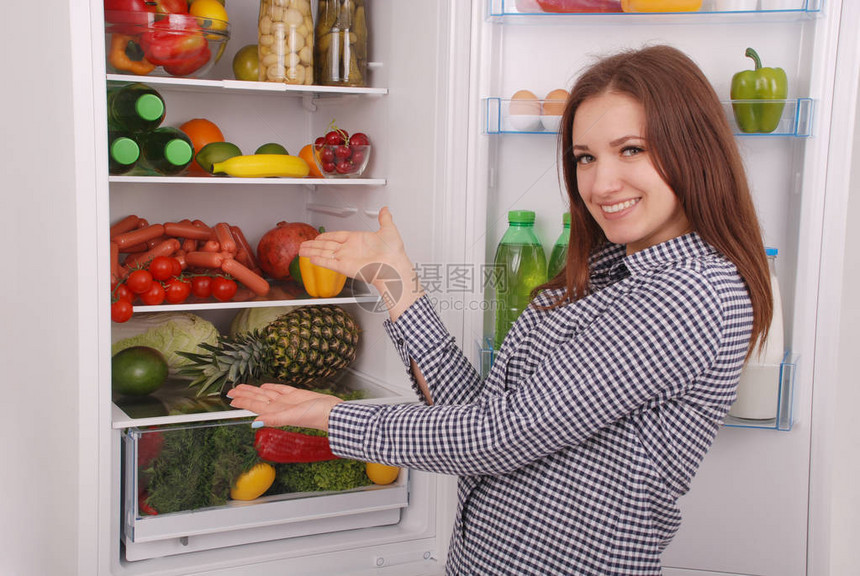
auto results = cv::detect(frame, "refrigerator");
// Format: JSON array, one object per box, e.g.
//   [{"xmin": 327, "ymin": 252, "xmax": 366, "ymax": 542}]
[{"xmin": 3, "ymin": 0, "xmax": 859, "ymax": 574}]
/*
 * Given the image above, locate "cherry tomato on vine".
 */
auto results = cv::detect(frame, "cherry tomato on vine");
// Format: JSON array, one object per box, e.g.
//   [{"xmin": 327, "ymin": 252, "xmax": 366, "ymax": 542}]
[
  {"xmin": 127, "ymin": 269, "xmax": 154, "ymax": 294},
  {"xmin": 114, "ymin": 283, "xmax": 135, "ymax": 303},
  {"xmin": 111, "ymin": 299, "xmax": 134, "ymax": 323},
  {"xmin": 211, "ymin": 276, "xmax": 238, "ymax": 302},
  {"xmin": 148, "ymin": 256, "xmax": 175, "ymax": 282},
  {"xmin": 164, "ymin": 277, "xmax": 191, "ymax": 304},
  {"xmin": 190, "ymin": 276, "xmax": 213, "ymax": 299},
  {"xmin": 334, "ymin": 145, "xmax": 352, "ymax": 159},
  {"xmin": 139, "ymin": 282, "xmax": 166, "ymax": 306},
  {"xmin": 169, "ymin": 257, "xmax": 183, "ymax": 277},
  {"xmin": 325, "ymin": 129, "xmax": 347, "ymax": 145}
]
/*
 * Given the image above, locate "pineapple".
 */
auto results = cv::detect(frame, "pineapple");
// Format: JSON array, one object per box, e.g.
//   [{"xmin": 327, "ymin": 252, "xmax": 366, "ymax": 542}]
[{"xmin": 179, "ymin": 305, "xmax": 360, "ymax": 397}]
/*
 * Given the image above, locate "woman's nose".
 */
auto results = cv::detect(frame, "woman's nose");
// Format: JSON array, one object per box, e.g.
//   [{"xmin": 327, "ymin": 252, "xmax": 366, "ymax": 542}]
[{"xmin": 592, "ymin": 159, "xmax": 623, "ymax": 196}]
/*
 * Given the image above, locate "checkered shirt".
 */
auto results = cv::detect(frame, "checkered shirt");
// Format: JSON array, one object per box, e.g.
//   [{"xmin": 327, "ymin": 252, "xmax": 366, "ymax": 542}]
[{"xmin": 328, "ymin": 233, "xmax": 752, "ymax": 575}]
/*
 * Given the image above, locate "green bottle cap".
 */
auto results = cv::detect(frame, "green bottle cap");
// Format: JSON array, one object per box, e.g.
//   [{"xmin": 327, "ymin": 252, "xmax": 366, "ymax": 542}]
[
  {"xmin": 110, "ymin": 137, "xmax": 140, "ymax": 165},
  {"xmin": 508, "ymin": 210, "xmax": 535, "ymax": 225},
  {"xmin": 135, "ymin": 94, "xmax": 165, "ymax": 122},
  {"xmin": 164, "ymin": 139, "xmax": 193, "ymax": 166},
  {"xmin": 562, "ymin": 212, "xmax": 570, "ymax": 226}
]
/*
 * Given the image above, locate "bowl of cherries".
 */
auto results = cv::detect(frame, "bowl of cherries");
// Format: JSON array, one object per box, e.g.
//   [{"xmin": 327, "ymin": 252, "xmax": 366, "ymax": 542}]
[{"xmin": 313, "ymin": 128, "xmax": 371, "ymax": 178}]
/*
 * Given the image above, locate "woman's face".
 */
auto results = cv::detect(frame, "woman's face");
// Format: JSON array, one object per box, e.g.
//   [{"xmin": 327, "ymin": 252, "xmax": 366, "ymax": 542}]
[{"xmin": 572, "ymin": 91, "xmax": 690, "ymax": 254}]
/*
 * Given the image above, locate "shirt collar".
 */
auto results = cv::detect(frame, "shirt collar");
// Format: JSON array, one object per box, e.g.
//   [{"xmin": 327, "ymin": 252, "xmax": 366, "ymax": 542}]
[{"xmin": 591, "ymin": 233, "xmax": 717, "ymax": 279}]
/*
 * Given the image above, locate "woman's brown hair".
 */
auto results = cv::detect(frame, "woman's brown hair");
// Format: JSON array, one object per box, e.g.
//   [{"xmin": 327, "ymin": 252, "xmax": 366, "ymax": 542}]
[{"xmin": 540, "ymin": 45, "xmax": 772, "ymax": 358}]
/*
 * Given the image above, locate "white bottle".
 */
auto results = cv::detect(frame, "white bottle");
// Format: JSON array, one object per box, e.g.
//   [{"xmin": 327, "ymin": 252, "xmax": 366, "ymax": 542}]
[{"xmin": 729, "ymin": 247, "xmax": 784, "ymax": 419}]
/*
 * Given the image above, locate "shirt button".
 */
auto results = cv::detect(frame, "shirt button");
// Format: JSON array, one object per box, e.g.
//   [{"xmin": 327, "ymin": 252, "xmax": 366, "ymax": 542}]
[{"xmin": 396, "ymin": 337, "xmax": 404, "ymax": 345}]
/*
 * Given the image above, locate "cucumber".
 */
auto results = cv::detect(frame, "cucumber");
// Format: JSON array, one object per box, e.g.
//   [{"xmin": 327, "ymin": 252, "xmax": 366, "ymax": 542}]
[{"xmin": 196, "ymin": 141, "xmax": 243, "ymax": 174}]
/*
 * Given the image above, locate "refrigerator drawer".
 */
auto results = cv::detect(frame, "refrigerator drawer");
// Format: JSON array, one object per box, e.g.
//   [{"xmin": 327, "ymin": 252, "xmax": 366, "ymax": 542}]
[{"xmin": 122, "ymin": 420, "xmax": 409, "ymax": 561}]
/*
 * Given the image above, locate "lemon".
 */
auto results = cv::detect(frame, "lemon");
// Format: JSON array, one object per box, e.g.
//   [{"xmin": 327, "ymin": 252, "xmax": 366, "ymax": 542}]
[
  {"xmin": 190, "ymin": 0, "xmax": 229, "ymax": 32},
  {"xmin": 230, "ymin": 463, "xmax": 276, "ymax": 501},
  {"xmin": 366, "ymin": 462, "xmax": 401, "ymax": 485}
]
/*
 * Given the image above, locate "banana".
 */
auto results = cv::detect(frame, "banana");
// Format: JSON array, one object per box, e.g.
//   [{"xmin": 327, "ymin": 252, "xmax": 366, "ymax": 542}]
[{"xmin": 211, "ymin": 154, "xmax": 310, "ymax": 178}]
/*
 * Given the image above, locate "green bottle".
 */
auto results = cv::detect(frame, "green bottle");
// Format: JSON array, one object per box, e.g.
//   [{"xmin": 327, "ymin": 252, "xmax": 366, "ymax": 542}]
[
  {"xmin": 108, "ymin": 132, "xmax": 140, "ymax": 175},
  {"xmin": 107, "ymin": 83, "xmax": 166, "ymax": 133},
  {"xmin": 493, "ymin": 210, "xmax": 547, "ymax": 350},
  {"xmin": 547, "ymin": 212, "xmax": 570, "ymax": 279},
  {"xmin": 139, "ymin": 127, "xmax": 194, "ymax": 175}
]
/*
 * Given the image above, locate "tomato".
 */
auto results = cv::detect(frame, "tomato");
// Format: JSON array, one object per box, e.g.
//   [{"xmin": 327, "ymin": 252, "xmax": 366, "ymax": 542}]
[
  {"xmin": 127, "ymin": 269, "xmax": 154, "ymax": 294},
  {"xmin": 211, "ymin": 276, "xmax": 238, "ymax": 301},
  {"xmin": 190, "ymin": 275, "xmax": 213, "ymax": 299},
  {"xmin": 114, "ymin": 283, "xmax": 135, "ymax": 303},
  {"xmin": 169, "ymin": 257, "xmax": 183, "ymax": 277},
  {"xmin": 349, "ymin": 132, "xmax": 370, "ymax": 146},
  {"xmin": 111, "ymin": 299, "xmax": 134, "ymax": 323},
  {"xmin": 164, "ymin": 277, "xmax": 191, "ymax": 304},
  {"xmin": 148, "ymin": 256, "xmax": 175, "ymax": 281},
  {"xmin": 139, "ymin": 282, "xmax": 166, "ymax": 306}
]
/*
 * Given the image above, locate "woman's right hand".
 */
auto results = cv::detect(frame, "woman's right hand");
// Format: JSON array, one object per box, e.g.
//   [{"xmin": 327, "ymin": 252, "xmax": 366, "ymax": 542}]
[{"xmin": 298, "ymin": 207, "xmax": 424, "ymax": 320}]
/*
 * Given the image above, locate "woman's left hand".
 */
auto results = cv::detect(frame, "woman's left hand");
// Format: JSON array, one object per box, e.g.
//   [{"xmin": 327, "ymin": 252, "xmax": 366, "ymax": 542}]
[{"xmin": 226, "ymin": 383, "xmax": 343, "ymax": 431}]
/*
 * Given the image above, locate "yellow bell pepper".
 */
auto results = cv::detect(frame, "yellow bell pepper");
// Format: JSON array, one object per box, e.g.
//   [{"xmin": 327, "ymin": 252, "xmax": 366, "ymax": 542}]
[
  {"xmin": 621, "ymin": 0, "xmax": 702, "ymax": 11},
  {"xmin": 299, "ymin": 256, "xmax": 347, "ymax": 298}
]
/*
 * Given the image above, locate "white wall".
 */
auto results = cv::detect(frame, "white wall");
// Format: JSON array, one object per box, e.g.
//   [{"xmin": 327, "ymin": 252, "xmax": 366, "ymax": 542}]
[
  {"xmin": 829, "ymin": 79, "xmax": 860, "ymax": 576},
  {"xmin": 0, "ymin": 0, "xmax": 82, "ymax": 574}
]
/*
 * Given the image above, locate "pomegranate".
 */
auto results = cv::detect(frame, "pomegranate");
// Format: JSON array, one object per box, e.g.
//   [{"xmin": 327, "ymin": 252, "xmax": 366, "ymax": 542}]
[{"xmin": 257, "ymin": 221, "xmax": 319, "ymax": 280}]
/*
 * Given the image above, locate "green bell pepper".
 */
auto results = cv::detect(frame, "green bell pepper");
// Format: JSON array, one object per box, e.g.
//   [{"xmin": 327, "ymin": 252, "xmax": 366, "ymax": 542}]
[{"xmin": 730, "ymin": 47, "xmax": 788, "ymax": 134}]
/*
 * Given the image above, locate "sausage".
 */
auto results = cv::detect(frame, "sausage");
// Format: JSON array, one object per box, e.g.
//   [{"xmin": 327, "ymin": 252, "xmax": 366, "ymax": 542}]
[
  {"xmin": 164, "ymin": 221, "xmax": 213, "ymax": 240},
  {"xmin": 113, "ymin": 224, "xmax": 166, "ymax": 250},
  {"xmin": 230, "ymin": 225, "xmax": 263, "ymax": 274},
  {"xmin": 123, "ymin": 238, "xmax": 181, "ymax": 269},
  {"xmin": 181, "ymin": 238, "xmax": 198, "ymax": 253},
  {"xmin": 110, "ymin": 242, "xmax": 120, "ymax": 285},
  {"xmin": 185, "ymin": 251, "xmax": 224, "ymax": 269},
  {"xmin": 120, "ymin": 243, "xmax": 149, "ymax": 254},
  {"xmin": 200, "ymin": 240, "xmax": 221, "ymax": 253},
  {"xmin": 110, "ymin": 215, "xmax": 140, "ymax": 238},
  {"xmin": 173, "ymin": 249, "xmax": 188, "ymax": 271},
  {"xmin": 136, "ymin": 218, "xmax": 149, "ymax": 228},
  {"xmin": 147, "ymin": 235, "xmax": 169, "ymax": 249},
  {"xmin": 214, "ymin": 223, "xmax": 237, "ymax": 256},
  {"xmin": 221, "ymin": 258, "xmax": 270, "ymax": 296}
]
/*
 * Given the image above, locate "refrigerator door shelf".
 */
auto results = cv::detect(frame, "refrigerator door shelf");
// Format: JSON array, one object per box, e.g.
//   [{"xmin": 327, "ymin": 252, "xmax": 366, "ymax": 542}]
[
  {"xmin": 724, "ymin": 352, "xmax": 798, "ymax": 431},
  {"xmin": 488, "ymin": 0, "xmax": 821, "ymax": 18},
  {"xmin": 484, "ymin": 97, "xmax": 814, "ymax": 137},
  {"xmin": 123, "ymin": 419, "xmax": 409, "ymax": 561}
]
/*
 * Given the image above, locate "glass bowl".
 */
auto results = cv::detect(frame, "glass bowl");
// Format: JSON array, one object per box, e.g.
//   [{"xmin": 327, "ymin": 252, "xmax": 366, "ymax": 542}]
[
  {"xmin": 105, "ymin": 11, "xmax": 230, "ymax": 79},
  {"xmin": 313, "ymin": 145, "xmax": 372, "ymax": 178}
]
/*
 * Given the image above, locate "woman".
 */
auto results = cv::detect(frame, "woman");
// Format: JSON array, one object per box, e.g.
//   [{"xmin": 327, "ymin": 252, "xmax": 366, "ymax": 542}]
[{"xmin": 228, "ymin": 45, "xmax": 772, "ymax": 575}]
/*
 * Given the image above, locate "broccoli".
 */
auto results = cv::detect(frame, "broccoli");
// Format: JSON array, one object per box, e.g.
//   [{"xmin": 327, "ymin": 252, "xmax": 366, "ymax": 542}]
[{"xmin": 275, "ymin": 459, "xmax": 371, "ymax": 493}]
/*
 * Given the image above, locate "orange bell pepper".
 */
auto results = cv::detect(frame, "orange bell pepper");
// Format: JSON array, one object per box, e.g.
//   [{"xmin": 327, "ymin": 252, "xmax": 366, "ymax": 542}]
[
  {"xmin": 299, "ymin": 256, "xmax": 347, "ymax": 298},
  {"xmin": 621, "ymin": 0, "xmax": 702, "ymax": 11},
  {"xmin": 108, "ymin": 33, "xmax": 156, "ymax": 76}
]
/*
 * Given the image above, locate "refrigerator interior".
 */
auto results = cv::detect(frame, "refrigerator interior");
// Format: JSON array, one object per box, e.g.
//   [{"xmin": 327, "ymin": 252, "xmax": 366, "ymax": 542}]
[{"xmin": 99, "ymin": 0, "xmax": 466, "ymax": 573}]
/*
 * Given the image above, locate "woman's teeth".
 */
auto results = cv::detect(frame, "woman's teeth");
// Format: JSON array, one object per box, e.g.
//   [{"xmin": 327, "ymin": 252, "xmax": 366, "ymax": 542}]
[{"xmin": 602, "ymin": 198, "xmax": 639, "ymax": 214}]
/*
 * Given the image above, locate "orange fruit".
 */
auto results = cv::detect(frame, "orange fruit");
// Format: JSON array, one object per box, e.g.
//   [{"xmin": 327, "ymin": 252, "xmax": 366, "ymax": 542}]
[
  {"xmin": 179, "ymin": 118, "xmax": 225, "ymax": 173},
  {"xmin": 299, "ymin": 144, "xmax": 323, "ymax": 178}
]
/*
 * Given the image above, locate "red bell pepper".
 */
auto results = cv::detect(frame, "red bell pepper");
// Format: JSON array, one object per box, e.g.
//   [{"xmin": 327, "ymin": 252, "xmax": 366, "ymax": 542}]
[
  {"xmin": 536, "ymin": 0, "xmax": 623, "ymax": 11},
  {"xmin": 104, "ymin": 0, "xmax": 155, "ymax": 34},
  {"xmin": 254, "ymin": 428, "xmax": 339, "ymax": 464},
  {"xmin": 139, "ymin": 14, "xmax": 208, "ymax": 69}
]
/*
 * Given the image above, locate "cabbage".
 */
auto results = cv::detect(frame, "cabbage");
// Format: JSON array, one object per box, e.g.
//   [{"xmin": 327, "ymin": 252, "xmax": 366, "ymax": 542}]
[
  {"xmin": 229, "ymin": 306, "xmax": 292, "ymax": 337},
  {"xmin": 112, "ymin": 313, "xmax": 220, "ymax": 376}
]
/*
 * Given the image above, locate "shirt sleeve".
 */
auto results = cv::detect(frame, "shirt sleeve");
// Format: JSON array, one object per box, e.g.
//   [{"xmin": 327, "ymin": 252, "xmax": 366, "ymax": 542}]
[
  {"xmin": 328, "ymin": 268, "xmax": 726, "ymax": 476},
  {"xmin": 382, "ymin": 295, "xmax": 483, "ymax": 405}
]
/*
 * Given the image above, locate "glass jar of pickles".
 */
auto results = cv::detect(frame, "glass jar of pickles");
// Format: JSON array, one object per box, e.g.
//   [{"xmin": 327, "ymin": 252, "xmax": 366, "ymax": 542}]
[
  {"xmin": 258, "ymin": 0, "xmax": 314, "ymax": 85},
  {"xmin": 314, "ymin": 0, "xmax": 368, "ymax": 87}
]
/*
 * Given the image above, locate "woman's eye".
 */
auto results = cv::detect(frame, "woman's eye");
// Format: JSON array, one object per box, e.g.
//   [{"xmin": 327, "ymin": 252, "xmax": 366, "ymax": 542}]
[
  {"xmin": 574, "ymin": 154, "xmax": 594, "ymax": 165},
  {"xmin": 621, "ymin": 146, "xmax": 644, "ymax": 157}
]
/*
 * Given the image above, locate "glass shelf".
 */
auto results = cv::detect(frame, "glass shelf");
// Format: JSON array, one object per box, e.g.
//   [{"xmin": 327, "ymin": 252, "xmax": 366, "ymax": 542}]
[
  {"xmin": 484, "ymin": 97, "xmax": 814, "ymax": 137},
  {"xmin": 109, "ymin": 175, "xmax": 387, "ymax": 186},
  {"xmin": 488, "ymin": 0, "xmax": 821, "ymax": 21},
  {"xmin": 107, "ymin": 74, "xmax": 388, "ymax": 97}
]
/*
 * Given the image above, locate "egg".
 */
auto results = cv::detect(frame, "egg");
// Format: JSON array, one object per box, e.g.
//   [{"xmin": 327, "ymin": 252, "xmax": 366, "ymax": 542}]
[
  {"xmin": 509, "ymin": 90, "xmax": 541, "ymax": 115},
  {"xmin": 542, "ymin": 88, "xmax": 569, "ymax": 116}
]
